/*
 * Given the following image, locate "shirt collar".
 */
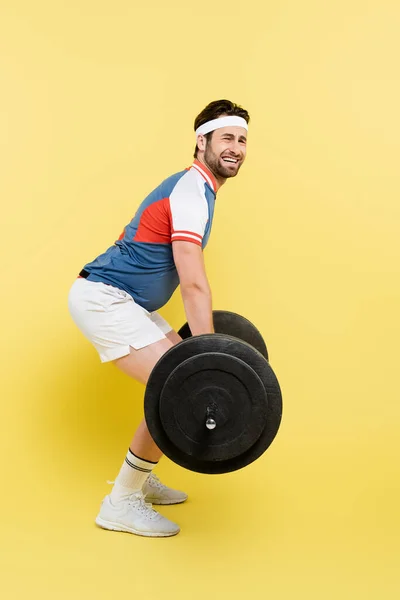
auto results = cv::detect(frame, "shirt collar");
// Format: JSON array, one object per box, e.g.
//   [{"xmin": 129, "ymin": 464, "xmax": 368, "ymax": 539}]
[{"xmin": 191, "ymin": 159, "xmax": 217, "ymax": 194}]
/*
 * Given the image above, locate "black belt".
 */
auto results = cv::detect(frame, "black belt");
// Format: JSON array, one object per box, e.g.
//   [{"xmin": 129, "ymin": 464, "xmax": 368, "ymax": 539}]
[{"xmin": 79, "ymin": 269, "xmax": 90, "ymax": 278}]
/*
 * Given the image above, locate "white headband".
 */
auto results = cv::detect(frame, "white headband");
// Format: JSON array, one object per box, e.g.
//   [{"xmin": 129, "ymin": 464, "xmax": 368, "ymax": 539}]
[{"xmin": 195, "ymin": 116, "xmax": 248, "ymax": 137}]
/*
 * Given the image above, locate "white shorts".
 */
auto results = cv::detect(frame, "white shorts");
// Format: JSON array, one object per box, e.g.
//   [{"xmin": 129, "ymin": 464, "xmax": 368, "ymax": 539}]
[{"xmin": 68, "ymin": 278, "xmax": 173, "ymax": 363}]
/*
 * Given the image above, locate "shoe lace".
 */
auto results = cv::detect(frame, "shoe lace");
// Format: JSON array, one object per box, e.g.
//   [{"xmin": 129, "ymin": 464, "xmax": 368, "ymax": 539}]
[
  {"xmin": 127, "ymin": 491, "xmax": 159, "ymax": 520},
  {"xmin": 147, "ymin": 473, "xmax": 167, "ymax": 491},
  {"xmin": 106, "ymin": 479, "xmax": 159, "ymax": 520}
]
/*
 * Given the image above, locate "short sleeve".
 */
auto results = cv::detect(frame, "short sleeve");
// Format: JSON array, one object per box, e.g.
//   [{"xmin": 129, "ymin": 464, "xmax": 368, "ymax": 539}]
[{"xmin": 168, "ymin": 172, "xmax": 209, "ymax": 247}]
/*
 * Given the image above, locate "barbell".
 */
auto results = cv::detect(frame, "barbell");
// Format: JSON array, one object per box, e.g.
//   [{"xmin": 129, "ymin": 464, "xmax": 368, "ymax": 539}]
[{"xmin": 144, "ymin": 311, "xmax": 283, "ymax": 474}]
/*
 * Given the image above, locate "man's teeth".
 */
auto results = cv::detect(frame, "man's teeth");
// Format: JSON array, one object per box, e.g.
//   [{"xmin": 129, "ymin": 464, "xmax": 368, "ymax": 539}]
[{"xmin": 222, "ymin": 158, "xmax": 238, "ymax": 163}]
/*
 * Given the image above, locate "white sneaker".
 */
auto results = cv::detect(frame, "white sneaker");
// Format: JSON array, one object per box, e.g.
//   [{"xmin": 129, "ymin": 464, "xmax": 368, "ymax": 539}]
[
  {"xmin": 95, "ymin": 491, "xmax": 180, "ymax": 537},
  {"xmin": 143, "ymin": 473, "xmax": 188, "ymax": 505}
]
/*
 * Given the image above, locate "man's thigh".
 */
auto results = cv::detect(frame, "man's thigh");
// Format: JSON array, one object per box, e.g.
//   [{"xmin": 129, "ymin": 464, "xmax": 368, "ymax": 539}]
[
  {"xmin": 69, "ymin": 278, "xmax": 184, "ymax": 370},
  {"xmin": 112, "ymin": 330, "xmax": 183, "ymax": 385}
]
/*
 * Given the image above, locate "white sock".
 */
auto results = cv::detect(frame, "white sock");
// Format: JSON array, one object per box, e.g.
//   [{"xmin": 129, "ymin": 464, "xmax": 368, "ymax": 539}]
[{"xmin": 110, "ymin": 449, "xmax": 158, "ymax": 504}]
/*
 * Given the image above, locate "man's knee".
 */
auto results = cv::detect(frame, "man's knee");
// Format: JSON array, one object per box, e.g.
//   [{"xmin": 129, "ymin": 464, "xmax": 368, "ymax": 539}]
[{"xmin": 165, "ymin": 330, "xmax": 183, "ymax": 346}]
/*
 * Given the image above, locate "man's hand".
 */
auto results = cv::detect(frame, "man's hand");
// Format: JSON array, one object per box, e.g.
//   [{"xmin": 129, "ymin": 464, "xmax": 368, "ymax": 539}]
[{"xmin": 172, "ymin": 241, "xmax": 214, "ymax": 335}]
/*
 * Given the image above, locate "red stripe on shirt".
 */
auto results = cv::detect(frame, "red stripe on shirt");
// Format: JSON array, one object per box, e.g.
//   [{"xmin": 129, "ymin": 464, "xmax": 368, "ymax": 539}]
[
  {"xmin": 172, "ymin": 229, "xmax": 202, "ymax": 241},
  {"xmin": 171, "ymin": 236, "xmax": 202, "ymax": 246}
]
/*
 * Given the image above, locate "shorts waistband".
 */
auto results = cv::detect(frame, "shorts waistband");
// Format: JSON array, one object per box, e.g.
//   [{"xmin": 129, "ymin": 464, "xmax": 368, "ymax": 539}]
[{"xmin": 76, "ymin": 271, "xmax": 115, "ymax": 289}]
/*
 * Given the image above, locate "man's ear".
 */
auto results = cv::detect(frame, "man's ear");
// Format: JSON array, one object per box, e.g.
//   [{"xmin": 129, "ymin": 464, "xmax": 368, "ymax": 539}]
[{"xmin": 196, "ymin": 134, "xmax": 207, "ymax": 152}]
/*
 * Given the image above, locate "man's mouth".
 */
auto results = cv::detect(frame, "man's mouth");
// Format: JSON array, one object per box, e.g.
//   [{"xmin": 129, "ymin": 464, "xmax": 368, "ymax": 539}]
[{"xmin": 221, "ymin": 156, "xmax": 239, "ymax": 165}]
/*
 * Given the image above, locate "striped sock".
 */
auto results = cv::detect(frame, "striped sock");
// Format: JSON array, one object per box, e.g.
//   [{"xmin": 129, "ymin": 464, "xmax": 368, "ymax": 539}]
[{"xmin": 109, "ymin": 449, "xmax": 158, "ymax": 504}]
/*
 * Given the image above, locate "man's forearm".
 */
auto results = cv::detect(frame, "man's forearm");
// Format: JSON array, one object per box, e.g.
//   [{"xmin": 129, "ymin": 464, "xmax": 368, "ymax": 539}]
[{"xmin": 180, "ymin": 285, "xmax": 214, "ymax": 335}]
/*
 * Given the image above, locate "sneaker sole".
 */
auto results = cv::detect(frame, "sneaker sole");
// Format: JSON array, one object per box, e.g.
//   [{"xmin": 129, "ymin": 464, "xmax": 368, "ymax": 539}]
[
  {"xmin": 95, "ymin": 516, "xmax": 180, "ymax": 537},
  {"xmin": 146, "ymin": 497, "xmax": 188, "ymax": 506}
]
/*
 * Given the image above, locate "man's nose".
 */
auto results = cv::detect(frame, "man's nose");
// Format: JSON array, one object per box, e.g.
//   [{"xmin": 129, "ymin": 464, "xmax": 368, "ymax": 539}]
[{"xmin": 230, "ymin": 139, "xmax": 242, "ymax": 155}]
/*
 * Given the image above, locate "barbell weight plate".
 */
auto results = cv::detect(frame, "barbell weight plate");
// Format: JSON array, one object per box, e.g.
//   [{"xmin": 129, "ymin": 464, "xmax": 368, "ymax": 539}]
[
  {"xmin": 177, "ymin": 310, "xmax": 269, "ymax": 360},
  {"xmin": 144, "ymin": 334, "xmax": 282, "ymax": 474},
  {"xmin": 159, "ymin": 352, "xmax": 268, "ymax": 461}
]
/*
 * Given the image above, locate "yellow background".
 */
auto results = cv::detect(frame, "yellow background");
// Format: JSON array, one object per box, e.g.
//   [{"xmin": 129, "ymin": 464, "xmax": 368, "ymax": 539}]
[{"xmin": 1, "ymin": 0, "xmax": 399, "ymax": 598}]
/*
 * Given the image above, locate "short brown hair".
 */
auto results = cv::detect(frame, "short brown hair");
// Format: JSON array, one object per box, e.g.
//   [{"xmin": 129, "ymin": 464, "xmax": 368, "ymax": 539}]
[{"xmin": 193, "ymin": 99, "xmax": 250, "ymax": 158}]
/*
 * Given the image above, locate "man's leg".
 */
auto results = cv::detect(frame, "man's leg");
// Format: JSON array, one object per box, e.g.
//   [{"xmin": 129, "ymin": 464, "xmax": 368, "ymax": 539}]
[
  {"xmin": 113, "ymin": 330, "xmax": 182, "ymax": 462},
  {"xmin": 95, "ymin": 331, "xmax": 184, "ymax": 537},
  {"xmin": 108, "ymin": 330, "xmax": 187, "ymax": 506}
]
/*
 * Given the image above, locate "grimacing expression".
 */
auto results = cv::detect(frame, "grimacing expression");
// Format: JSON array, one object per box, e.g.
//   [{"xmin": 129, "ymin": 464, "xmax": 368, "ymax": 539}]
[{"xmin": 203, "ymin": 126, "xmax": 247, "ymax": 179}]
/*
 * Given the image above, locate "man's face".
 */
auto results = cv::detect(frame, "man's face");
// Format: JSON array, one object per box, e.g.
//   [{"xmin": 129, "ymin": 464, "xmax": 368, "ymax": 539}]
[{"xmin": 203, "ymin": 126, "xmax": 247, "ymax": 180}]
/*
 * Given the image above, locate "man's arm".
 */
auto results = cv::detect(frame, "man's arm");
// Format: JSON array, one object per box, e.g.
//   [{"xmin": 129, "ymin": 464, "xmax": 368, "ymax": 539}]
[{"xmin": 172, "ymin": 241, "xmax": 214, "ymax": 335}]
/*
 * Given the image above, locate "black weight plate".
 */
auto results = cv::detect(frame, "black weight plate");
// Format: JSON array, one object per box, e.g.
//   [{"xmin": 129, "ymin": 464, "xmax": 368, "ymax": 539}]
[
  {"xmin": 144, "ymin": 334, "xmax": 282, "ymax": 474},
  {"xmin": 159, "ymin": 353, "xmax": 268, "ymax": 461},
  {"xmin": 178, "ymin": 310, "xmax": 269, "ymax": 360}
]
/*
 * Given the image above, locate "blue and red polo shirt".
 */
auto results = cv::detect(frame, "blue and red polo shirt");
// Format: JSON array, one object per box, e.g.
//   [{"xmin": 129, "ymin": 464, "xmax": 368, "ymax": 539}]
[{"xmin": 78, "ymin": 159, "xmax": 218, "ymax": 312}]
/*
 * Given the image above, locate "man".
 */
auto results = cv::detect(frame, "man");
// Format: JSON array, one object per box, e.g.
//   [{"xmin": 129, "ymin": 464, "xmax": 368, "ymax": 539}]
[{"xmin": 68, "ymin": 99, "xmax": 250, "ymax": 537}]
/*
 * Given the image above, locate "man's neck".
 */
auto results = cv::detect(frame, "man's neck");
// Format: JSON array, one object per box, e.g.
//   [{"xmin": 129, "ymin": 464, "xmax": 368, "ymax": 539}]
[{"xmin": 195, "ymin": 157, "xmax": 225, "ymax": 193}]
